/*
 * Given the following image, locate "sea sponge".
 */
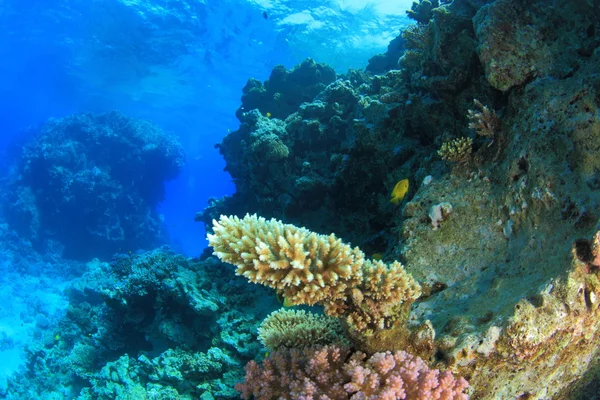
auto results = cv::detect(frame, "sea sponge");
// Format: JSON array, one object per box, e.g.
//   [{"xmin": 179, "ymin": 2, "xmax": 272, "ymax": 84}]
[
  {"xmin": 258, "ymin": 309, "xmax": 349, "ymax": 351},
  {"xmin": 208, "ymin": 214, "xmax": 421, "ymax": 332}
]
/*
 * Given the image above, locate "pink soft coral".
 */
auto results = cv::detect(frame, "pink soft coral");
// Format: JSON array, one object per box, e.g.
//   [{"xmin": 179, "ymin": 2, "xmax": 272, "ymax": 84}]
[{"xmin": 236, "ymin": 346, "xmax": 469, "ymax": 400}]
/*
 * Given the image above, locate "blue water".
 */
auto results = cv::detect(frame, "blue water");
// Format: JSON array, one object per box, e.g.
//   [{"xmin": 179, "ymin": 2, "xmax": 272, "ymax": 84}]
[
  {"xmin": 0, "ymin": 0, "xmax": 412, "ymax": 395},
  {"xmin": 0, "ymin": 0, "xmax": 411, "ymax": 256}
]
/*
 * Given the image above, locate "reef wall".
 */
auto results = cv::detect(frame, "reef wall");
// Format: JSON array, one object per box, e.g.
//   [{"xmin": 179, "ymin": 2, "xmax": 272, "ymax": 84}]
[{"xmin": 203, "ymin": 0, "xmax": 600, "ymax": 398}]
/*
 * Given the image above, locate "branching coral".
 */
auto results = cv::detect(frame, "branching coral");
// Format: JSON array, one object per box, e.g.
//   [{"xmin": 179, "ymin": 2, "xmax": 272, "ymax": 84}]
[
  {"xmin": 236, "ymin": 345, "xmax": 469, "ymax": 400},
  {"xmin": 258, "ymin": 309, "xmax": 349, "ymax": 351},
  {"xmin": 343, "ymin": 260, "xmax": 421, "ymax": 332},
  {"xmin": 207, "ymin": 214, "xmax": 421, "ymax": 332},
  {"xmin": 207, "ymin": 214, "xmax": 365, "ymax": 306},
  {"xmin": 467, "ymin": 99, "xmax": 500, "ymax": 139},
  {"xmin": 438, "ymin": 137, "xmax": 473, "ymax": 164}
]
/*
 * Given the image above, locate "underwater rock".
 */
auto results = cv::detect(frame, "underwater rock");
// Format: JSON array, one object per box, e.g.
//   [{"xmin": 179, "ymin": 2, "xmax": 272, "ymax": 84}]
[{"xmin": 473, "ymin": 0, "xmax": 600, "ymax": 91}]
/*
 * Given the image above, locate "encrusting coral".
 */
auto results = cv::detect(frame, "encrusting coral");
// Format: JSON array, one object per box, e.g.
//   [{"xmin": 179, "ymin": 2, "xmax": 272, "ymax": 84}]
[
  {"xmin": 207, "ymin": 214, "xmax": 422, "ymax": 333},
  {"xmin": 236, "ymin": 345, "xmax": 469, "ymax": 400}
]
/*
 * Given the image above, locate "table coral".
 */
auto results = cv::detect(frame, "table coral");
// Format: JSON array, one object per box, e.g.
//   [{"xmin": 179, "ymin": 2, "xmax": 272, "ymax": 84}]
[{"xmin": 207, "ymin": 214, "xmax": 421, "ymax": 333}]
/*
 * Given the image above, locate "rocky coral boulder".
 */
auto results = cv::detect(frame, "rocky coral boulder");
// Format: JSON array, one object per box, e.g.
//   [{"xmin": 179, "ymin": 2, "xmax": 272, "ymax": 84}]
[
  {"xmin": 235, "ymin": 58, "xmax": 336, "ymax": 121},
  {"xmin": 2, "ymin": 111, "xmax": 185, "ymax": 260}
]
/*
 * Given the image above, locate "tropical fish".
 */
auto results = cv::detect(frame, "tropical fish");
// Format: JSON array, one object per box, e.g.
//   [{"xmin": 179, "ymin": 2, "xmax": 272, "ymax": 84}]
[
  {"xmin": 276, "ymin": 291, "xmax": 295, "ymax": 307},
  {"xmin": 266, "ymin": 112, "xmax": 272, "ymax": 118},
  {"xmin": 372, "ymin": 253, "xmax": 383, "ymax": 261},
  {"xmin": 390, "ymin": 179, "xmax": 409, "ymax": 205},
  {"xmin": 283, "ymin": 297, "xmax": 294, "ymax": 307}
]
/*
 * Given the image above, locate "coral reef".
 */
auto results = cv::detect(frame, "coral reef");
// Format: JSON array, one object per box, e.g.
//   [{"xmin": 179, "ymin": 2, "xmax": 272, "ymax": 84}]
[
  {"xmin": 366, "ymin": 34, "xmax": 406, "ymax": 74},
  {"xmin": 1, "ymin": 111, "xmax": 185, "ymax": 260},
  {"xmin": 406, "ymin": 0, "xmax": 444, "ymax": 24},
  {"xmin": 5, "ymin": 249, "xmax": 277, "ymax": 399},
  {"xmin": 4, "ymin": 0, "xmax": 600, "ymax": 398},
  {"xmin": 201, "ymin": 0, "xmax": 600, "ymax": 398}
]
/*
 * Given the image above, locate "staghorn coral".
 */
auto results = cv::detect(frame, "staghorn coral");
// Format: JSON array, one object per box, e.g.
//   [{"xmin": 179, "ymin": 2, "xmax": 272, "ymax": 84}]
[
  {"xmin": 258, "ymin": 309, "xmax": 348, "ymax": 351},
  {"xmin": 236, "ymin": 345, "xmax": 469, "ymax": 400},
  {"xmin": 438, "ymin": 137, "xmax": 473, "ymax": 164},
  {"xmin": 207, "ymin": 214, "xmax": 421, "ymax": 332},
  {"xmin": 467, "ymin": 99, "xmax": 500, "ymax": 139}
]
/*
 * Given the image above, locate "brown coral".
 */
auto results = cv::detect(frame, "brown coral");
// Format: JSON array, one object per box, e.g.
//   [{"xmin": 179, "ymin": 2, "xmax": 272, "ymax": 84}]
[
  {"xmin": 341, "ymin": 260, "xmax": 422, "ymax": 332},
  {"xmin": 467, "ymin": 99, "xmax": 500, "ymax": 139}
]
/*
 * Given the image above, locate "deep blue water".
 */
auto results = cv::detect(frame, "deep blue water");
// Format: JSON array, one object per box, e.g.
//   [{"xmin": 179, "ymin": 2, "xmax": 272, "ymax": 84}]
[{"xmin": 0, "ymin": 0, "xmax": 411, "ymax": 256}]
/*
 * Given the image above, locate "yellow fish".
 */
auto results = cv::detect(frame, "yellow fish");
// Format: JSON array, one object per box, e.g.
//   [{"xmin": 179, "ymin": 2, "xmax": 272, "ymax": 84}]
[
  {"xmin": 390, "ymin": 179, "xmax": 409, "ymax": 205},
  {"xmin": 54, "ymin": 334, "xmax": 61, "ymax": 341},
  {"xmin": 283, "ymin": 297, "xmax": 295, "ymax": 307},
  {"xmin": 276, "ymin": 291, "xmax": 295, "ymax": 307},
  {"xmin": 372, "ymin": 253, "xmax": 383, "ymax": 261},
  {"xmin": 266, "ymin": 112, "xmax": 272, "ymax": 118}
]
